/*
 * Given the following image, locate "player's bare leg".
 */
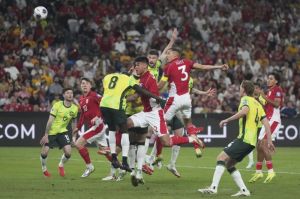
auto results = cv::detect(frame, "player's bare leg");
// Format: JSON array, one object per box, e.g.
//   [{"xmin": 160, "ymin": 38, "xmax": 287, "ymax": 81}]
[
  {"xmin": 262, "ymin": 139, "xmax": 276, "ymax": 183},
  {"xmin": 75, "ymin": 137, "xmax": 94, "ymax": 178},
  {"xmin": 58, "ymin": 145, "xmax": 71, "ymax": 177},
  {"xmin": 249, "ymin": 141, "xmax": 264, "ymax": 183},
  {"xmin": 167, "ymin": 128, "xmax": 183, "ymax": 177},
  {"xmin": 183, "ymin": 118, "xmax": 204, "ymax": 157},
  {"xmin": 40, "ymin": 145, "xmax": 51, "ymax": 177}
]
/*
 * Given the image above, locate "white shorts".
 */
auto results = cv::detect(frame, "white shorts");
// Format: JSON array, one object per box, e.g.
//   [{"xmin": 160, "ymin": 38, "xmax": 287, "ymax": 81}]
[
  {"xmin": 80, "ymin": 121, "xmax": 107, "ymax": 146},
  {"xmin": 129, "ymin": 109, "xmax": 168, "ymax": 137},
  {"xmin": 258, "ymin": 118, "xmax": 281, "ymax": 141},
  {"xmin": 164, "ymin": 93, "xmax": 191, "ymax": 122}
]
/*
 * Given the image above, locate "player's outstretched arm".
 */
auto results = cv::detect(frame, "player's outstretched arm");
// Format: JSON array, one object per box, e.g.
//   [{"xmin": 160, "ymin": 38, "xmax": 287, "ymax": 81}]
[
  {"xmin": 260, "ymin": 91, "xmax": 281, "ymax": 108},
  {"xmin": 159, "ymin": 28, "xmax": 178, "ymax": 62},
  {"xmin": 193, "ymin": 63, "xmax": 229, "ymax": 71},
  {"xmin": 261, "ymin": 117, "xmax": 275, "ymax": 153},
  {"xmin": 219, "ymin": 106, "xmax": 249, "ymax": 127},
  {"xmin": 192, "ymin": 88, "xmax": 216, "ymax": 96},
  {"xmin": 40, "ymin": 115, "xmax": 55, "ymax": 145},
  {"xmin": 132, "ymin": 85, "xmax": 162, "ymax": 102}
]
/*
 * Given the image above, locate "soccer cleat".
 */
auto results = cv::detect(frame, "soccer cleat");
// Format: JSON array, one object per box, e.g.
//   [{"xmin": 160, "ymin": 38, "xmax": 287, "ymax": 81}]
[
  {"xmin": 142, "ymin": 164, "xmax": 154, "ymax": 175},
  {"xmin": 43, "ymin": 170, "xmax": 51, "ymax": 177},
  {"xmin": 245, "ymin": 162, "xmax": 254, "ymax": 169},
  {"xmin": 195, "ymin": 148, "xmax": 202, "ymax": 158},
  {"xmin": 131, "ymin": 175, "xmax": 139, "ymax": 187},
  {"xmin": 167, "ymin": 165, "xmax": 181, "ymax": 178},
  {"xmin": 231, "ymin": 189, "xmax": 251, "ymax": 197},
  {"xmin": 81, "ymin": 165, "xmax": 95, "ymax": 178},
  {"xmin": 136, "ymin": 178, "xmax": 145, "ymax": 185},
  {"xmin": 198, "ymin": 187, "xmax": 217, "ymax": 194},
  {"xmin": 97, "ymin": 146, "xmax": 110, "ymax": 155},
  {"xmin": 102, "ymin": 175, "xmax": 116, "ymax": 181},
  {"xmin": 121, "ymin": 162, "xmax": 132, "ymax": 172},
  {"xmin": 58, "ymin": 166, "xmax": 65, "ymax": 177},
  {"xmin": 248, "ymin": 172, "xmax": 263, "ymax": 183},
  {"xmin": 187, "ymin": 125, "xmax": 204, "ymax": 135},
  {"xmin": 264, "ymin": 172, "xmax": 276, "ymax": 183},
  {"xmin": 116, "ymin": 170, "xmax": 127, "ymax": 181},
  {"xmin": 190, "ymin": 134, "xmax": 205, "ymax": 149}
]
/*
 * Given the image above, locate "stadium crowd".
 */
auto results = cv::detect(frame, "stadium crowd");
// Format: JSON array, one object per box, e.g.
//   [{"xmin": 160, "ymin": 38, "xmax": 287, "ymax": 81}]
[{"xmin": 0, "ymin": 0, "xmax": 299, "ymax": 116}]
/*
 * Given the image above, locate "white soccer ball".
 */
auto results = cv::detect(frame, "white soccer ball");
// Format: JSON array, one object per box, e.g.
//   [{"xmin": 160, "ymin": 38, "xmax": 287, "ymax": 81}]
[{"xmin": 33, "ymin": 6, "xmax": 48, "ymax": 20}]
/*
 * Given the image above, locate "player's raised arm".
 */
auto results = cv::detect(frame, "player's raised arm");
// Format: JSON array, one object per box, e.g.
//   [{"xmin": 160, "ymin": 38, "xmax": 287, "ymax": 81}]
[
  {"xmin": 192, "ymin": 88, "xmax": 216, "ymax": 96},
  {"xmin": 159, "ymin": 28, "xmax": 178, "ymax": 62},
  {"xmin": 40, "ymin": 115, "xmax": 55, "ymax": 145},
  {"xmin": 193, "ymin": 63, "xmax": 229, "ymax": 71},
  {"xmin": 219, "ymin": 106, "xmax": 249, "ymax": 128}
]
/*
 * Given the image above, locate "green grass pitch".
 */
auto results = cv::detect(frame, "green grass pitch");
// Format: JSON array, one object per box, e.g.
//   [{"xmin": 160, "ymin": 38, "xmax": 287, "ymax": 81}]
[{"xmin": 0, "ymin": 147, "xmax": 299, "ymax": 199}]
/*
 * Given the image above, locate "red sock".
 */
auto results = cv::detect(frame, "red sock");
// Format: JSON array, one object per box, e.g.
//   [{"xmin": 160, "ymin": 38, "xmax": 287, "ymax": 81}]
[
  {"xmin": 156, "ymin": 137, "xmax": 163, "ymax": 157},
  {"xmin": 256, "ymin": 162, "xmax": 263, "ymax": 170},
  {"xmin": 171, "ymin": 136, "xmax": 189, "ymax": 145},
  {"xmin": 78, "ymin": 147, "xmax": 91, "ymax": 164},
  {"xmin": 266, "ymin": 161, "xmax": 273, "ymax": 170}
]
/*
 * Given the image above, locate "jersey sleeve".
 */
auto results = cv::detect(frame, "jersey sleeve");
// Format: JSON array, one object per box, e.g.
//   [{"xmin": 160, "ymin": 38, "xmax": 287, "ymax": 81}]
[
  {"xmin": 258, "ymin": 104, "xmax": 266, "ymax": 121},
  {"xmin": 129, "ymin": 75, "xmax": 138, "ymax": 87},
  {"xmin": 50, "ymin": 102, "xmax": 59, "ymax": 117},
  {"xmin": 72, "ymin": 105, "xmax": 79, "ymax": 119},
  {"xmin": 240, "ymin": 96, "xmax": 249, "ymax": 108},
  {"xmin": 274, "ymin": 87, "xmax": 282, "ymax": 98},
  {"xmin": 161, "ymin": 64, "xmax": 169, "ymax": 81},
  {"xmin": 184, "ymin": 59, "xmax": 195, "ymax": 71}
]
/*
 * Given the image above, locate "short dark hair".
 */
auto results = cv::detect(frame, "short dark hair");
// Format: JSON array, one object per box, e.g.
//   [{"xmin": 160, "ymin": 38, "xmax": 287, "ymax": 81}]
[
  {"xmin": 63, "ymin": 87, "xmax": 73, "ymax": 93},
  {"xmin": 148, "ymin": 49, "xmax": 159, "ymax": 56},
  {"xmin": 134, "ymin": 56, "xmax": 149, "ymax": 65},
  {"xmin": 253, "ymin": 82, "xmax": 261, "ymax": 88},
  {"xmin": 241, "ymin": 80, "xmax": 255, "ymax": 96},
  {"xmin": 81, "ymin": 77, "xmax": 92, "ymax": 84},
  {"xmin": 268, "ymin": 73, "xmax": 280, "ymax": 85}
]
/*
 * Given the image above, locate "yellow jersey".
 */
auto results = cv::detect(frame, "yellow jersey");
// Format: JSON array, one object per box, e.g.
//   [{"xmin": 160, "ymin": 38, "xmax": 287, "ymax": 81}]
[
  {"xmin": 148, "ymin": 60, "xmax": 161, "ymax": 81},
  {"xmin": 100, "ymin": 73, "xmax": 138, "ymax": 110},
  {"xmin": 237, "ymin": 96, "xmax": 266, "ymax": 146},
  {"xmin": 49, "ymin": 101, "xmax": 78, "ymax": 135}
]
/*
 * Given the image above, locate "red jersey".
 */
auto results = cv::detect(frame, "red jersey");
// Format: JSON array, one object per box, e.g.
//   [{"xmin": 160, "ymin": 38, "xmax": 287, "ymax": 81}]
[
  {"xmin": 264, "ymin": 85, "xmax": 283, "ymax": 121},
  {"xmin": 139, "ymin": 71, "xmax": 160, "ymax": 112},
  {"xmin": 77, "ymin": 91, "xmax": 102, "ymax": 128},
  {"xmin": 163, "ymin": 58, "xmax": 194, "ymax": 96}
]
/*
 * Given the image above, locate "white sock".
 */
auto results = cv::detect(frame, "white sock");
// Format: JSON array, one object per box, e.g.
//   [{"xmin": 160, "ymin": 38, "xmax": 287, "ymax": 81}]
[
  {"xmin": 128, "ymin": 145, "xmax": 136, "ymax": 169},
  {"xmin": 110, "ymin": 165, "xmax": 116, "ymax": 176},
  {"xmin": 87, "ymin": 163, "xmax": 93, "ymax": 168},
  {"xmin": 170, "ymin": 145, "xmax": 180, "ymax": 167},
  {"xmin": 59, "ymin": 154, "xmax": 69, "ymax": 167},
  {"xmin": 137, "ymin": 145, "xmax": 146, "ymax": 171},
  {"xmin": 121, "ymin": 133, "xmax": 130, "ymax": 157},
  {"xmin": 231, "ymin": 170, "xmax": 248, "ymax": 192},
  {"xmin": 144, "ymin": 138, "xmax": 150, "ymax": 155},
  {"xmin": 210, "ymin": 165, "xmax": 225, "ymax": 191},
  {"xmin": 149, "ymin": 141, "xmax": 157, "ymax": 163},
  {"xmin": 248, "ymin": 151, "xmax": 254, "ymax": 163},
  {"xmin": 136, "ymin": 169, "xmax": 143, "ymax": 179},
  {"xmin": 109, "ymin": 131, "xmax": 116, "ymax": 154},
  {"xmin": 40, "ymin": 155, "xmax": 47, "ymax": 172}
]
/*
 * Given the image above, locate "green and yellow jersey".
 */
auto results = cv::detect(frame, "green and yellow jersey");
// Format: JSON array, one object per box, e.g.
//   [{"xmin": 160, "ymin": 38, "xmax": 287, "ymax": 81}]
[
  {"xmin": 189, "ymin": 77, "xmax": 194, "ymax": 92},
  {"xmin": 100, "ymin": 73, "xmax": 138, "ymax": 110},
  {"xmin": 148, "ymin": 60, "xmax": 161, "ymax": 81},
  {"xmin": 125, "ymin": 88, "xmax": 143, "ymax": 116},
  {"xmin": 237, "ymin": 96, "xmax": 266, "ymax": 146},
  {"xmin": 49, "ymin": 101, "xmax": 78, "ymax": 135}
]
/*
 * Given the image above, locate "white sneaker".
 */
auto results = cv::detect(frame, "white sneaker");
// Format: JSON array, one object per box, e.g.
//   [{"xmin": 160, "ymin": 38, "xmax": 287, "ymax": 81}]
[
  {"xmin": 231, "ymin": 189, "xmax": 251, "ymax": 197},
  {"xmin": 246, "ymin": 162, "xmax": 254, "ymax": 169},
  {"xmin": 198, "ymin": 187, "xmax": 217, "ymax": 194},
  {"xmin": 81, "ymin": 166, "xmax": 95, "ymax": 178},
  {"xmin": 167, "ymin": 165, "xmax": 181, "ymax": 177},
  {"xmin": 102, "ymin": 175, "xmax": 116, "ymax": 181}
]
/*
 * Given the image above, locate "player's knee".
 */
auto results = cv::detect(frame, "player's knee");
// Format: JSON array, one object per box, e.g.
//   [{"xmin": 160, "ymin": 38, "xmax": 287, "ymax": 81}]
[
  {"xmin": 216, "ymin": 160, "xmax": 225, "ymax": 166},
  {"xmin": 65, "ymin": 153, "xmax": 71, "ymax": 159},
  {"xmin": 41, "ymin": 153, "xmax": 47, "ymax": 159}
]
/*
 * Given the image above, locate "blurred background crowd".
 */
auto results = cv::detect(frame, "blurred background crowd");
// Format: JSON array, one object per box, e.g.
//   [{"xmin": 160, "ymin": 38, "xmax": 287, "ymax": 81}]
[{"xmin": 0, "ymin": 0, "xmax": 299, "ymax": 117}]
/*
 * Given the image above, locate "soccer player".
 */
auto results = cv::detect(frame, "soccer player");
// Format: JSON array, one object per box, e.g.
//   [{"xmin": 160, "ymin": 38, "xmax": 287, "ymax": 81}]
[
  {"xmin": 72, "ymin": 78, "xmax": 107, "ymax": 178},
  {"xmin": 158, "ymin": 47, "xmax": 228, "ymax": 155},
  {"xmin": 127, "ymin": 56, "xmax": 203, "ymax": 185},
  {"xmin": 198, "ymin": 80, "xmax": 275, "ymax": 196},
  {"xmin": 39, "ymin": 88, "xmax": 78, "ymax": 177},
  {"xmin": 100, "ymin": 69, "xmax": 162, "ymax": 172},
  {"xmin": 249, "ymin": 73, "xmax": 283, "ymax": 183}
]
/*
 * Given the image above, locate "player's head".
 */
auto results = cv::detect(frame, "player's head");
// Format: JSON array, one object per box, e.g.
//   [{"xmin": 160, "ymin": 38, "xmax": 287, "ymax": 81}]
[
  {"xmin": 147, "ymin": 49, "xmax": 159, "ymax": 68},
  {"xmin": 240, "ymin": 80, "xmax": 254, "ymax": 97},
  {"xmin": 267, "ymin": 73, "xmax": 280, "ymax": 88},
  {"xmin": 63, "ymin": 88, "xmax": 73, "ymax": 102},
  {"xmin": 166, "ymin": 47, "xmax": 181, "ymax": 62},
  {"xmin": 80, "ymin": 77, "xmax": 92, "ymax": 94},
  {"xmin": 134, "ymin": 56, "xmax": 149, "ymax": 76}
]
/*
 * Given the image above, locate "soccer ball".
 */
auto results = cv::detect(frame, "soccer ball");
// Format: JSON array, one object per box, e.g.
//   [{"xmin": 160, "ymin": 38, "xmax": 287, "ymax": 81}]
[{"xmin": 33, "ymin": 6, "xmax": 48, "ymax": 20}]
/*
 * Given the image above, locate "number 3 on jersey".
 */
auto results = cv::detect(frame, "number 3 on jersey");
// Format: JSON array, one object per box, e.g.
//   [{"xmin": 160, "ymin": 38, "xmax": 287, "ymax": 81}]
[
  {"xmin": 108, "ymin": 76, "xmax": 119, "ymax": 89},
  {"xmin": 178, "ymin": 65, "xmax": 188, "ymax": 81}
]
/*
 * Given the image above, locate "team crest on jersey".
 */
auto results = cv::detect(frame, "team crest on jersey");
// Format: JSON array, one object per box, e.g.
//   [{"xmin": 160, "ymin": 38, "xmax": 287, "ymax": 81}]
[
  {"xmin": 86, "ymin": 99, "xmax": 89, "ymax": 103},
  {"xmin": 69, "ymin": 111, "xmax": 75, "ymax": 117}
]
